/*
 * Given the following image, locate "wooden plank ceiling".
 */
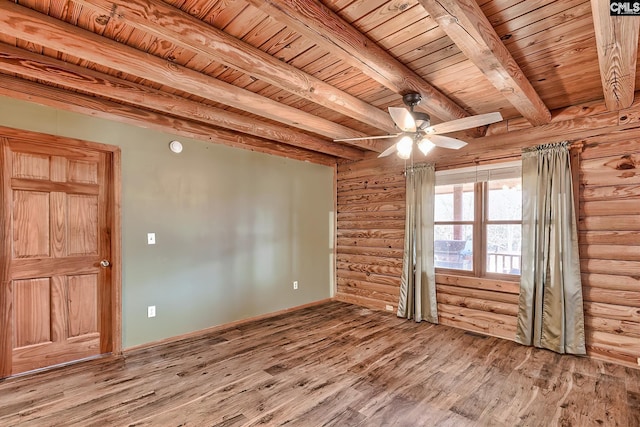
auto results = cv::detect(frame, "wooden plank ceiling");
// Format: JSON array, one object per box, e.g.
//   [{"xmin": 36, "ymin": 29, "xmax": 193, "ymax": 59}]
[{"xmin": 0, "ymin": 0, "xmax": 637, "ymax": 163}]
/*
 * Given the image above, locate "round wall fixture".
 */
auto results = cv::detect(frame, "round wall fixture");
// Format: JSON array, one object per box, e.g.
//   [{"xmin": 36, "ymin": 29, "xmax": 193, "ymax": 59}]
[{"xmin": 169, "ymin": 140, "xmax": 183, "ymax": 153}]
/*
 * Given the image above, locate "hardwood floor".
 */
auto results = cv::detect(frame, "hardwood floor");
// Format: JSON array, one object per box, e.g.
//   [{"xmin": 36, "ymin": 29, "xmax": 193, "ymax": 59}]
[{"xmin": 1, "ymin": 301, "xmax": 638, "ymax": 426}]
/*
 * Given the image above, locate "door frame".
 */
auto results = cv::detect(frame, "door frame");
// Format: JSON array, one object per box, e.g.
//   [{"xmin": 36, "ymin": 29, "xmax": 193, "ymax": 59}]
[{"xmin": 0, "ymin": 125, "xmax": 122, "ymax": 378}]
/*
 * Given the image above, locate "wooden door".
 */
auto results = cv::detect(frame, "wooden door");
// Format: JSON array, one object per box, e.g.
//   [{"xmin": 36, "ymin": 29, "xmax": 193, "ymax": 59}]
[{"xmin": 0, "ymin": 131, "xmax": 119, "ymax": 377}]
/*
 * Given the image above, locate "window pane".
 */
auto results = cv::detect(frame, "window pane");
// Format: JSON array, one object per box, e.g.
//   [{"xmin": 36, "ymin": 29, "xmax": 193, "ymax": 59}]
[
  {"xmin": 434, "ymin": 183, "xmax": 475, "ymax": 221},
  {"xmin": 487, "ymin": 177, "xmax": 522, "ymax": 221},
  {"xmin": 434, "ymin": 225, "xmax": 473, "ymax": 271},
  {"xmin": 486, "ymin": 224, "xmax": 521, "ymax": 275}
]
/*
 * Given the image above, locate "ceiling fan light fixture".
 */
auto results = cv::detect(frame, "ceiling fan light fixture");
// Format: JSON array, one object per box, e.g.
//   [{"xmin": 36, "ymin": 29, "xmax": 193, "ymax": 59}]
[
  {"xmin": 417, "ymin": 138, "xmax": 435, "ymax": 155},
  {"xmin": 397, "ymin": 150, "xmax": 411, "ymax": 160},
  {"xmin": 396, "ymin": 135, "xmax": 413, "ymax": 159}
]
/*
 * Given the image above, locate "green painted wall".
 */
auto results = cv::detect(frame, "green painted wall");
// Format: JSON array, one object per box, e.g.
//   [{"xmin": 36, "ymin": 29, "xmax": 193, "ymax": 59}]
[{"xmin": 0, "ymin": 96, "xmax": 335, "ymax": 348}]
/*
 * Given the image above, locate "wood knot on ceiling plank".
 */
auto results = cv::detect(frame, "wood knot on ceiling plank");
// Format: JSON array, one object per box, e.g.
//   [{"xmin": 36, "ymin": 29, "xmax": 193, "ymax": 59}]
[{"xmin": 95, "ymin": 15, "xmax": 110, "ymax": 25}]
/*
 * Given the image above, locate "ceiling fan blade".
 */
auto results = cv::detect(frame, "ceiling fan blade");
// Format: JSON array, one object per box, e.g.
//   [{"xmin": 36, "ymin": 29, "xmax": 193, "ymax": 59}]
[
  {"xmin": 429, "ymin": 135, "xmax": 468, "ymax": 150},
  {"xmin": 388, "ymin": 107, "xmax": 416, "ymax": 132},
  {"xmin": 378, "ymin": 143, "xmax": 398, "ymax": 158},
  {"xmin": 425, "ymin": 112, "xmax": 503, "ymax": 135},
  {"xmin": 334, "ymin": 133, "xmax": 400, "ymax": 142}
]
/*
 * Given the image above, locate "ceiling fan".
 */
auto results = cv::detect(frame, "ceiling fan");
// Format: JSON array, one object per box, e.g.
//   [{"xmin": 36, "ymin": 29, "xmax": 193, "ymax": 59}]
[{"xmin": 335, "ymin": 93, "xmax": 503, "ymax": 159}]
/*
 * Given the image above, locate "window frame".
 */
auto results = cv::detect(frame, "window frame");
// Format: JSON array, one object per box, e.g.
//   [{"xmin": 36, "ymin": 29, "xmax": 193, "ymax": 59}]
[{"xmin": 434, "ymin": 163, "xmax": 522, "ymax": 280}]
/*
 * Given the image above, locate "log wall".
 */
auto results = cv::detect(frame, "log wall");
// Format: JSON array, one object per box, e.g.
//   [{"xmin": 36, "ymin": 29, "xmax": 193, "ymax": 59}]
[
  {"xmin": 336, "ymin": 159, "xmax": 406, "ymax": 311},
  {"xmin": 335, "ymin": 132, "xmax": 640, "ymax": 368},
  {"xmin": 579, "ymin": 133, "xmax": 640, "ymax": 367}
]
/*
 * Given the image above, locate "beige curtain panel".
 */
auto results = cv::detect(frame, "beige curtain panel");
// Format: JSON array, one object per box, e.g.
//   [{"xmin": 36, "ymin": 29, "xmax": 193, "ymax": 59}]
[
  {"xmin": 516, "ymin": 142, "xmax": 586, "ymax": 355},
  {"xmin": 397, "ymin": 164, "xmax": 437, "ymax": 323}
]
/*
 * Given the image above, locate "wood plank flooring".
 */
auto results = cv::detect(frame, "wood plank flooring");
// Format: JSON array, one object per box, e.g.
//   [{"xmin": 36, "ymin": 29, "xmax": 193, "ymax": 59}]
[{"xmin": 0, "ymin": 301, "xmax": 638, "ymax": 426}]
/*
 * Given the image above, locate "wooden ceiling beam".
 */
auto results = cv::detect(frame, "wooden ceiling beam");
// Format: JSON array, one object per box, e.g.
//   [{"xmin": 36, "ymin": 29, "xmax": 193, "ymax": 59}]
[
  {"xmin": 245, "ymin": 0, "xmax": 472, "ymax": 125},
  {"xmin": 590, "ymin": 0, "xmax": 640, "ymax": 110},
  {"xmin": 418, "ymin": 0, "xmax": 551, "ymax": 126},
  {"xmin": 0, "ymin": 44, "xmax": 363, "ymax": 160},
  {"xmin": 74, "ymin": 0, "xmax": 396, "ymax": 134},
  {"xmin": 0, "ymin": 1, "xmax": 380, "ymax": 151},
  {"xmin": 0, "ymin": 75, "xmax": 337, "ymax": 166}
]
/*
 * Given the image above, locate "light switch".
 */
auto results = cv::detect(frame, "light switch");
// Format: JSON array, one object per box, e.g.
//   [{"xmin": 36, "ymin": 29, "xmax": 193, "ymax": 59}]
[{"xmin": 147, "ymin": 233, "xmax": 156, "ymax": 245}]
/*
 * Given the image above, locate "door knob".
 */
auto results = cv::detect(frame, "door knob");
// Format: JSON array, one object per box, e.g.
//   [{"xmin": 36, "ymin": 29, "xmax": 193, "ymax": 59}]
[{"xmin": 100, "ymin": 260, "xmax": 111, "ymax": 268}]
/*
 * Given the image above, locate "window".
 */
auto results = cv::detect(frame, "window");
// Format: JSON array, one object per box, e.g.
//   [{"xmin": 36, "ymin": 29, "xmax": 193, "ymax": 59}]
[{"xmin": 434, "ymin": 162, "xmax": 522, "ymax": 277}]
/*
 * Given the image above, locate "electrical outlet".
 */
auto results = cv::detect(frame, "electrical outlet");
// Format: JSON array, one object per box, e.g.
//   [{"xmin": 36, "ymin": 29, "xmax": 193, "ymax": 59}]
[
  {"xmin": 148, "ymin": 305, "xmax": 156, "ymax": 318},
  {"xmin": 385, "ymin": 305, "xmax": 393, "ymax": 312},
  {"xmin": 147, "ymin": 233, "xmax": 156, "ymax": 245},
  {"xmin": 293, "ymin": 281, "xmax": 298, "ymax": 290}
]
